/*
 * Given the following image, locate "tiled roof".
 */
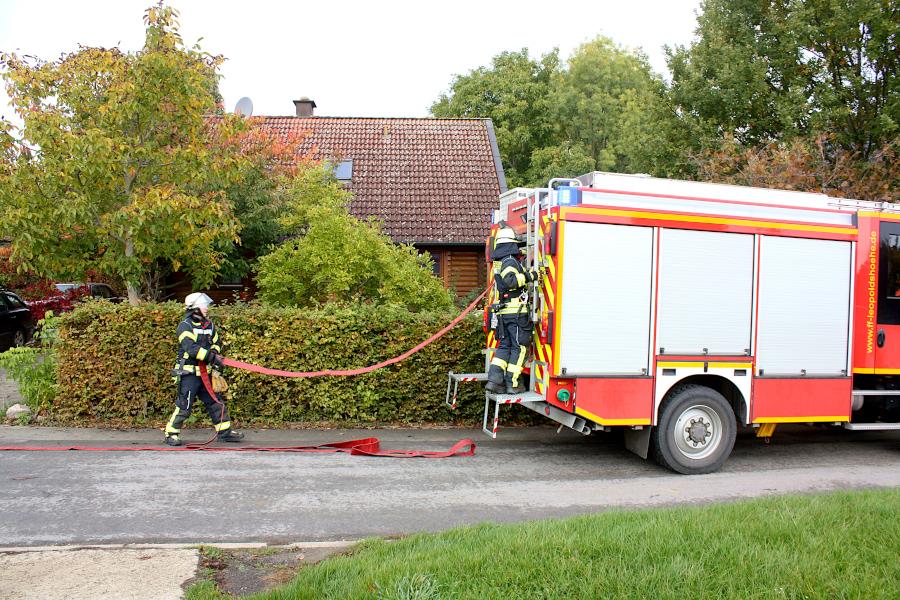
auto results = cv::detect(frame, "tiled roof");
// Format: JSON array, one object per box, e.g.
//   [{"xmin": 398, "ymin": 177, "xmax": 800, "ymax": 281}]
[{"xmin": 252, "ymin": 117, "xmax": 504, "ymax": 244}]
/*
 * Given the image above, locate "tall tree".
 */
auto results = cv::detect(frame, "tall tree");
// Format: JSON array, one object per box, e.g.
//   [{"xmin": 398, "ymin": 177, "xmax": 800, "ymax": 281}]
[
  {"xmin": 431, "ymin": 49, "xmax": 560, "ymax": 187},
  {"xmin": 667, "ymin": 0, "xmax": 899, "ymax": 159},
  {"xmin": 550, "ymin": 37, "xmax": 677, "ymax": 179},
  {"xmin": 0, "ymin": 6, "xmax": 280, "ymax": 304}
]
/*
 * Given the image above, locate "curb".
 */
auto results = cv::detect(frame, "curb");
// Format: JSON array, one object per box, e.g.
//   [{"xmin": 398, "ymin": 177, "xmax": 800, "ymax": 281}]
[{"xmin": 0, "ymin": 540, "xmax": 358, "ymax": 553}]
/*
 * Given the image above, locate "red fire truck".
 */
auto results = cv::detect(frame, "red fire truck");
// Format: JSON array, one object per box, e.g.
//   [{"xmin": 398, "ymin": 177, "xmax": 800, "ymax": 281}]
[{"xmin": 448, "ymin": 171, "xmax": 900, "ymax": 474}]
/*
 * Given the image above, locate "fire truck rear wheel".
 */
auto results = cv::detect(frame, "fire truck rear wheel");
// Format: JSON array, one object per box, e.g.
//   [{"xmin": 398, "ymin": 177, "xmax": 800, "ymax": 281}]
[{"xmin": 651, "ymin": 384, "xmax": 736, "ymax": 475}]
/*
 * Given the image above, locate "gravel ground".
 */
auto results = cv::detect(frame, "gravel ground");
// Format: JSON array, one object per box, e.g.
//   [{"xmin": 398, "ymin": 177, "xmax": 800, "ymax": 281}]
[
  {"xmin": 0, "ymin": 548, "xmax": 198, "ymax": 600},
  {"xmin": 0, "ymin": 368, "xmax": 23, "ymax": 412}
]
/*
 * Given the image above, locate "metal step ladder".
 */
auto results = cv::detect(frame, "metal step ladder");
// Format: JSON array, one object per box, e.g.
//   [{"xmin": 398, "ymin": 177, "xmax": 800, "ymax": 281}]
[
  {"xmin": 482, "ymin": 391, "xmax": 544, "ymax": 438},
  {"xmin": 445, "ymin": 372, "xmax": 488, "ymax": 410}
]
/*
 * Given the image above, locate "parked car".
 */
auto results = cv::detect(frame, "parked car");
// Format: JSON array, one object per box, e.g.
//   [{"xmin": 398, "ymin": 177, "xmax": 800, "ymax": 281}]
[
  {"xmin": 0, "ymin": 288, "xmax": 35, "ymax": 350},
  {"xmin": 54, "ymin": 282, "xmax": 124, "ymax": 302}
]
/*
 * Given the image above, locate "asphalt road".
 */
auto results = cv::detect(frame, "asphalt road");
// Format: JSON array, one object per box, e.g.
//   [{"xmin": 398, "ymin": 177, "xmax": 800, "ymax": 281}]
[{"xmin": 1, "ymin": 424, "xmax": 898, "ymax": 547}]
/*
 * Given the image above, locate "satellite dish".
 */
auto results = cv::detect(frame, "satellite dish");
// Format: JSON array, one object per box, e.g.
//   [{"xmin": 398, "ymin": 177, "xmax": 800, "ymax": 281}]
[{"xmin": 234, "ymin": 97, "xmax": 253, "ymax": 117}]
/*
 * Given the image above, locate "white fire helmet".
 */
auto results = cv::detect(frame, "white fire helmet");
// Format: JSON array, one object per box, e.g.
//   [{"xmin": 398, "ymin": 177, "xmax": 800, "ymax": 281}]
[{"xmin": 184, "ymin": 292, "xmax": 213, "ymax": 311}]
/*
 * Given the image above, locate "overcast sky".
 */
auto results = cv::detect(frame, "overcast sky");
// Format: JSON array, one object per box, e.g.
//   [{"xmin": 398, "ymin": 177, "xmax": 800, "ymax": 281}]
[{"xmin": 0, "ymin": 0, "xmax": 702, "ymax": 122}]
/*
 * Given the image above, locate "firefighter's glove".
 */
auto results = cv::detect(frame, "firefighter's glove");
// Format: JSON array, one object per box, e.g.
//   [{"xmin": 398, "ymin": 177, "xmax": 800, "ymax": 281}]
[{"xmin": 208, "ymin": 351, "xmax": 226, "ymax": 369}]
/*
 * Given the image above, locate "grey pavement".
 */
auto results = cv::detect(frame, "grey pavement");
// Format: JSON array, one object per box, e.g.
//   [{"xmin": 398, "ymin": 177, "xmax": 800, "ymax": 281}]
[
  {"xmin": 1, "ymin": 423, "xmax": 898, "ymax": 548},
  {"xmin": 0, "ymin": 368, "xmax": 21, "ymax": 411}
]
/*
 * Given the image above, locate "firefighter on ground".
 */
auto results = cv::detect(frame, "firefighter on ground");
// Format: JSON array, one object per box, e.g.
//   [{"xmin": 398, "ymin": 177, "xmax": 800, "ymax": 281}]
[
  {"xmin": 164, "ymin": 293, "xmax": 244, "ymax": 446},
  {"xmin": 486, "ymin": 225, "xmax": 536, "ymax": 394}
]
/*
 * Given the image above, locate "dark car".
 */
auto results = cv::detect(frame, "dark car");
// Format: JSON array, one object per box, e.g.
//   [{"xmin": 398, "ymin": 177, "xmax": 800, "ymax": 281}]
[
  {"xmin": 55, "ymin": 282, "xmax": 124, "ymax": 303},
  {"xmin": 0, "ymin": 288, "xmax": 34, "ymax": 349}
]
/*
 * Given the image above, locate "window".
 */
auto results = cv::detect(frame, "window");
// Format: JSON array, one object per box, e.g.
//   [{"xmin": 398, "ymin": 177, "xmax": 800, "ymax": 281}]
[
  {"xmin": 91, "ymin": 285, "xmax": 113, "ymax": 299},
  {"xmin": 878, "ymin": 222, "xmax": 900, "ymax": 325},
  {"xmin": 4, "ymin": 293, "xmax": 25, "ymax": 309},
  {"xmin": 0, "ymin": 295, "xmax": 8, "ymax": 313},
  {"xmin": 332, "ymin": 159, "xmax": 353, "ymax": 183}
]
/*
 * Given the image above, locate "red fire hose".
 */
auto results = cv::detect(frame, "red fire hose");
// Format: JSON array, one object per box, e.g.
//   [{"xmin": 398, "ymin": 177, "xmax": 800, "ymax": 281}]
[{"xmin": 0, "ymin": 291, "xmax": 486, "ymax": 458}]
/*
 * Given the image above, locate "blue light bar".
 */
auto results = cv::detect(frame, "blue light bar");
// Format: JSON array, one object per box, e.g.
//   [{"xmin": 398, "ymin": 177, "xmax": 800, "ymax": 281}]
[{"xmin": 556, "ymin": 186, "xmax": 581, "ymax": 206}]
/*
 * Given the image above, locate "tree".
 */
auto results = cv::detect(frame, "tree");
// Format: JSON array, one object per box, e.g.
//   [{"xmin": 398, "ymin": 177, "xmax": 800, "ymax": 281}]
[
  {"xmin": 667, "ymin": 0, "xmax": 899, "ymax": 159},
  {"xmin": 255, "ymin": 166, "xmax": 453, "ymax": 312},
  {"xmin": 696, "ymin": 134, "xmax": 899, "ymax": 202},
  {"xmin": 552, "ymin": 37, "xmax": 673, "ymax": 175},
  {"xmin": 431, "ymin": 49, "xmax": 560, "ymax": 187},
  {"xmin": 430, "ymin": 39, "xmax": 682, "ymax": 185},
  {"xmin": 0, "ymin": 6, "xmax": 279, "ymax": 304}
]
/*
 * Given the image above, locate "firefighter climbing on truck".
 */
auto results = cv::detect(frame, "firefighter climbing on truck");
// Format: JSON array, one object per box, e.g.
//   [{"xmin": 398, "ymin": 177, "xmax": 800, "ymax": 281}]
[{"xmin": 485, "ymin": 224, "xmax": 537, "ymax": 395}]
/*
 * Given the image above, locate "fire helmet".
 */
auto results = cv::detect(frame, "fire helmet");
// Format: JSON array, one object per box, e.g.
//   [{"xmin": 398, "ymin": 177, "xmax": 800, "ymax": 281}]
[{"xmin": 184, "ymin": 292, "xmax": 213, "ymax": 312}]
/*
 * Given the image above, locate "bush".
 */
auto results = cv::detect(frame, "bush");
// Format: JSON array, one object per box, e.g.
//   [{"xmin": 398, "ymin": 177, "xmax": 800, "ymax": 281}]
[
  {"xmin": 52, "ymin": 300, "xmax": 489, "ymax": 425},
  {"xmin": 0, "ymin": 312, "xmax": 61, "ymax": 414},
  {"xmin": 255, "ymin": 167, "xmax": 453, "ymax": 312}
]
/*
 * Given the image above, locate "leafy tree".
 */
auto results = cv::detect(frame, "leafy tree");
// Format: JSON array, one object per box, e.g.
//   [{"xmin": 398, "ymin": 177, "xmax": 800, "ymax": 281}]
[
  {"xmin": 0, "ymin": 6, "xmax": 280, "ymax": 304},
  {"xmin": 667, "ymin": 0, "xmax": 899, "ymax": 159},
  {"xmin": 696, "ymin": 134, "xmax": 899, "ymax": 202},
  {"xmin": 552, "ymin": 37, "xmax": 673, "ymax": 175},
  {"xmin": 255, "ymin": 166, "xmax": 453, "ymax": 312},
  {"xmin": 526, "ymin": 141, "xmax": 595, "ymax": 185},
  {"xmin": 431, "ymin": 49, "xmax": 560, "ymax": 186},
  {"xmin": 431, "ymin": 39, "xmax": 680, "ymax": 184}
]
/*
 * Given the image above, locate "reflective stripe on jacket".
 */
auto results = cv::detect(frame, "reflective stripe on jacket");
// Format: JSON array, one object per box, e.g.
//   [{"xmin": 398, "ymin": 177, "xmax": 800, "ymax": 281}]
[{"xmin": 175, "ymin": 314, "xmax": 220, "ymax": 369}]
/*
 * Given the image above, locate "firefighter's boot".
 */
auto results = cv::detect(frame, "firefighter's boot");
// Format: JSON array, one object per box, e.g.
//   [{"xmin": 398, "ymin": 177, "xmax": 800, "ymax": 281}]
[
  {"xmin": 164, "ymin": 434, "xmax": 182, "ymax": 447},
  {"xmin": 217, "ymin": 429, "xmax": 244, "ymax": 442},
  {"xmin": 506, "ymin": 383, "xmax": 527, "ymax": 394},
  {"xmin": 485, "ymin": 380, "xmax": 505, "ymax": 394}
]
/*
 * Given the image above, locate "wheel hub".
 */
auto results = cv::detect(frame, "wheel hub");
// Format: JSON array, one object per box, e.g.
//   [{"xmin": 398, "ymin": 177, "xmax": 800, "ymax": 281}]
[{"xmin": 673, "ymin": 405, "xmax": 723, "ymax": 460}]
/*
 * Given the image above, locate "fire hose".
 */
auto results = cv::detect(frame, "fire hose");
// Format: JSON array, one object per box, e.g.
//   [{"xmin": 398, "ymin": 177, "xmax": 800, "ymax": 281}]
[{"xmin": 0, "ymin": 291, "xmax": 487, "ymax": 457}]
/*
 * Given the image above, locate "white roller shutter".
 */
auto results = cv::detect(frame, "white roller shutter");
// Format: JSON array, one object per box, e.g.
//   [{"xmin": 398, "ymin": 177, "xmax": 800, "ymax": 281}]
[
  {"xmin": 657, "ymin": 229, "xmax": 754, "ymax": 355},
  {"xmin": 557, "ymin": 222, "xmax": 653, "ymax": 375},
  {"xmin": 756, "ymin": 236, "xmax": 852, "ymax": 375}
]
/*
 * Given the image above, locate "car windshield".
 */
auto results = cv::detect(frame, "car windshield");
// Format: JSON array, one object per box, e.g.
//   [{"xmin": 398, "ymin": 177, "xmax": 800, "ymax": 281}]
[{"xmin": 55, "ymin": 283, "xmax": 83, "ymax": 292}]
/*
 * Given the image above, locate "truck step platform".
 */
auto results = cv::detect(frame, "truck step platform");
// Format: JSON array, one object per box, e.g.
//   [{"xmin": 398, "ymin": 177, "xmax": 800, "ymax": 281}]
[
  {"xmin": 842, "ymin": 422, "xmax": 900, "ymax": 431},
  {"xmin": 445, "ymin": 372, "xmax": 488, "ymax": 409},
  {"xmin": 482, "ymin": 391, "xmax": 547, "ymax": 439}
]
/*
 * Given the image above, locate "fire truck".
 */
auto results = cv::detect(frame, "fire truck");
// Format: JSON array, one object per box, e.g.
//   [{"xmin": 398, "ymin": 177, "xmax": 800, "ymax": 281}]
[{"xmin": 448, "ymin": 171, "xmax": 900, "ymax": 474}]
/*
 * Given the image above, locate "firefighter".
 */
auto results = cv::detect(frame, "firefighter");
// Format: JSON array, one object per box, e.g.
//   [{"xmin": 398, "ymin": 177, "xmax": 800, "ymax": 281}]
[
  {"xmin": 486, "ymin": 225, "xmax": 536, "ymax": 394},
  {"xmin": 164, "ymin": 292, "xmax": 244, "ymax": 446}
]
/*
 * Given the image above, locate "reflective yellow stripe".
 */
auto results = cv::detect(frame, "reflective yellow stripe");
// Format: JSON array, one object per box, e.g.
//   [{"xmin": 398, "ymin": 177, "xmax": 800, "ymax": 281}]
[
  {"xmin": 215, "ymin": 421, "xmax": 231, "ymax": 431},
  {"xmin": 196, "ymin": 348, "xmax": 208, "ymax": 361},
  {"xmin": 211, "ymin": 345, "xmax": 221, "ymax": 353},
  {"xmin": 179, "ymin": 331, "xmax": 198, "ymax": 342},
  {"xmin": 853, "ymin": 368, "xmax": 900, "ymax": 374},
  {"xmin": 491, "ymin": 357, "xmax": 508, "ymax": 369},
  {"xmin": 165, "ymin": 407, "xmax": 181, "ymax": 434},
  {"xmin": 561, "ymin": 207, "xmax": 858, "ymax": 236},
  {"xmin": 575, "ymin": 406, "xmax": 651, "ymax": 426},
  {"xmin": 753, "ymin": 416, "xmax": 848, "ymax": 423},
  {"xmin": 543, "ymin": 275, "xmax": 555, "ymax": 308},
  {"xmin": 657, "ymin": 361, "xmax": 752, "ymax": 369}
]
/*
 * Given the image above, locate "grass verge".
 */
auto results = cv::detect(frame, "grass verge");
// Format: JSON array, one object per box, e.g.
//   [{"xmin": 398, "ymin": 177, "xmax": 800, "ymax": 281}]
[{"xmin": 187, "ymin": 488, "xmax": 900, "ymax": 599}]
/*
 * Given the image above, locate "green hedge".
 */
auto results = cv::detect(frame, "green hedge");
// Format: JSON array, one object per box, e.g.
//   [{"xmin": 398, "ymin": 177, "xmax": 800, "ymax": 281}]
[{"xmin": 53, "ymin": 301, "xmax": 490, "ymax": 425}]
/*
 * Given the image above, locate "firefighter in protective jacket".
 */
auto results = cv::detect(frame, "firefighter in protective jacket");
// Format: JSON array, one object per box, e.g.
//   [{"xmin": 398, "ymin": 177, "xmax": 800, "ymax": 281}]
[
  {"xmin": 486, "ymin": 226, "xmax": 536, "ymax": 394},
  {"xmin": 164, "ymin": 293, "xmax": 244, "ymax": 446}
]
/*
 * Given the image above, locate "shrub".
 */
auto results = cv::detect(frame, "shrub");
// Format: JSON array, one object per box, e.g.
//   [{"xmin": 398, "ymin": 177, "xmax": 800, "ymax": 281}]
[
  {"xmin": 53, "ymin": 300, "xmax": 489, "ymax": 425},
  {"xmin": 0, "ymin": 312, "xmax": 61, "ymax": 414},
  {"xmin": 255, "ymin": 168, "xmax": 453, "ymax": 312}
]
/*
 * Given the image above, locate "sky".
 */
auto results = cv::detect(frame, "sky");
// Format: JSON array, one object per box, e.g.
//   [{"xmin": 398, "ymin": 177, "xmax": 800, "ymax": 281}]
[{"xmin": 0, "ymin": 0, "xmax": 702, "ymax": 122}]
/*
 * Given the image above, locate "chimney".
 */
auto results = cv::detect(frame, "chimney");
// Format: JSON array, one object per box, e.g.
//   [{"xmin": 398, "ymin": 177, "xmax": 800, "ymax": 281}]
[{"xmin": 293, "ymin": 97, "xmax": 316, "ymax": 117}]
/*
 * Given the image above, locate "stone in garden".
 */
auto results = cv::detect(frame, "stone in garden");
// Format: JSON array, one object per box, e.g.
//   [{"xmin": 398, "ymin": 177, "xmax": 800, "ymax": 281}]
[{"xmin": 6, "ymin": 403, "xmax": 31, "ymax": 419}]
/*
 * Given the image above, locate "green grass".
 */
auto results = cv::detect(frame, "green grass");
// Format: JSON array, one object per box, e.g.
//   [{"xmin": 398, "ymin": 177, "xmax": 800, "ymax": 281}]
[{"xmin": 189, "ymin": 489, "xmax": 900, "ymax": 600}]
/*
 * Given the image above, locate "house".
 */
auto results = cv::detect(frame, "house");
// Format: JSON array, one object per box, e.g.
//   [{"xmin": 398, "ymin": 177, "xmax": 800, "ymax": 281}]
[{"xmin": 254, "ymin": 99, "xmax": 507, "ymax": 296}]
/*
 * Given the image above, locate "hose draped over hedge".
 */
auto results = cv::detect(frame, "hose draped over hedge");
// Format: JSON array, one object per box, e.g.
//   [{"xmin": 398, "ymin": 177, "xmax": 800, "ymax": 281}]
[{"xmin": 53, "ymin": 302, "xmax": 487, "ymax": 425}]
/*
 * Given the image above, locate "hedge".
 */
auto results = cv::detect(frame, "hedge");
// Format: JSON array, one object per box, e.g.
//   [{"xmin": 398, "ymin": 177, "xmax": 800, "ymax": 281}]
[{"xmin": 53, "ymin": 301, "xmax": 491, "ymax": 426}]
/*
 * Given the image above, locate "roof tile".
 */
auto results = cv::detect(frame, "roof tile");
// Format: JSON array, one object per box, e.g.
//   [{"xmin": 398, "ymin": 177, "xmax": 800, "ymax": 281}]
[{"xmin": 251, "ymin": 117, "xmax": 501, "ymax": 244}]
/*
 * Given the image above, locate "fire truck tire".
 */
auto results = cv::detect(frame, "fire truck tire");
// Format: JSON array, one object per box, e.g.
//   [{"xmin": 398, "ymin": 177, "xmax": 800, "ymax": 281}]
[{"xmin": 651, "ymin": 384, "xmax": 736, "ymax": 475}]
